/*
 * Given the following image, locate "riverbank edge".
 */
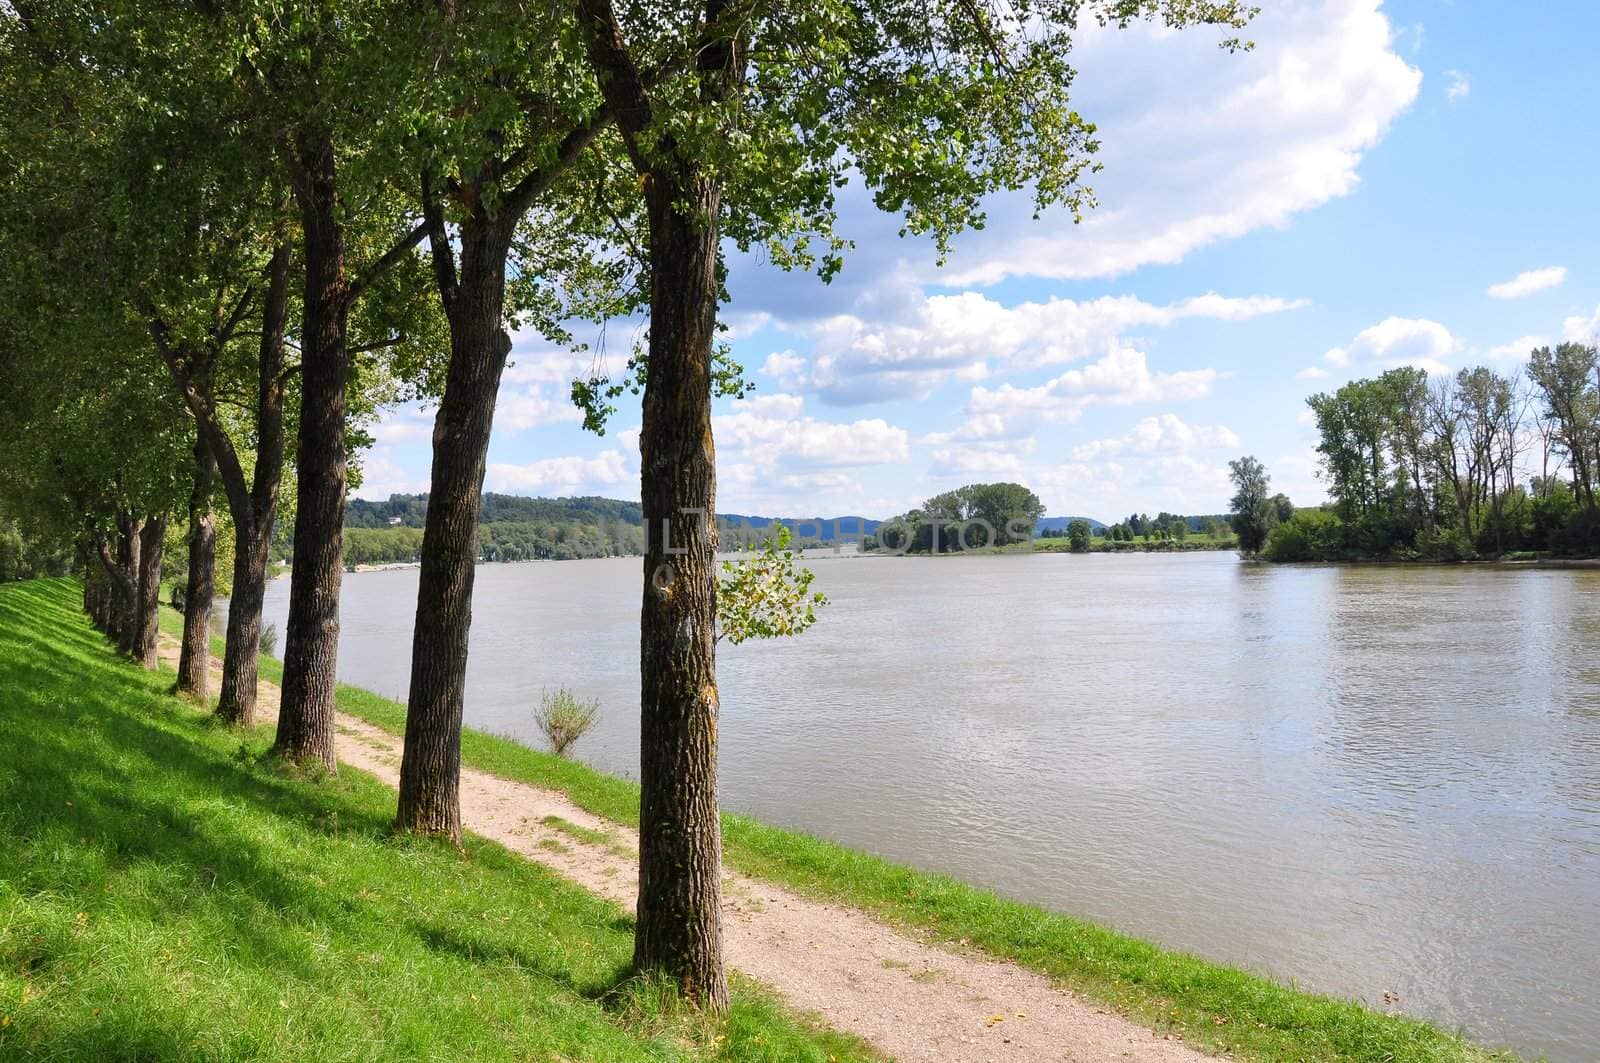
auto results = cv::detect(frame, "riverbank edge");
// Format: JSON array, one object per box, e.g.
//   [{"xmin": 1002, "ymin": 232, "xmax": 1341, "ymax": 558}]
[
  {"xmin": 1, "ymin": 579, "xmax": 877, "ymax": 1063},
  {"xmin": 155, "ymin": 600, "xmax": 1514, "ymax": 1063}
]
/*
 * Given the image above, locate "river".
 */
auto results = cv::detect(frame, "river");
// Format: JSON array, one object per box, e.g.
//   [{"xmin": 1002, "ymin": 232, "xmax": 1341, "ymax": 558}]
[{"xmin": 242, "ymin": 551, "xmax": 1600, "ymax": 1059}]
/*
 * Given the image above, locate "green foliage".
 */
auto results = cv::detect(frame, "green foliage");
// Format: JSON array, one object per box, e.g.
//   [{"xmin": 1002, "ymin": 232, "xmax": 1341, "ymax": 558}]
[
  {"xmin": 871, "ymin": 482, "xmax": 1045, "ymax": 552},
  {"xmin": 1288, "ymin": 351, "xmax": 1600, "ymax": 561},
  {"xmin": 717, "ymin": 527, "xmax": 827, "ymax": 645},
  {"xmin": 1066, "ymin": 519, "xmax": 1092, "ymax": 552},
  {"xmin": 0, "ymin": 517, "xmax": 71, "ymax": 582},
  {"xmin": 1228, "ymin": 456, "xmax": 1276, "ymax": 555},
  {"xmin": 1262, "ymin": 510, "xmax": 1342, "ymax": 562},
  {"xmin": 0, "ymin": 579, "xmax": 873, "ymax": 1062},
  {"xmin": 534, "ymin": 687, "xmax": 601, "ymax": 759}
]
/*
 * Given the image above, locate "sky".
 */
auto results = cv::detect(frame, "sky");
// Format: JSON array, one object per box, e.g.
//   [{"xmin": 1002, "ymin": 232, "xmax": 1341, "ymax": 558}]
[{"xmin": 357, "ymin": 0, "xmax": 1600, "ymax": 524}]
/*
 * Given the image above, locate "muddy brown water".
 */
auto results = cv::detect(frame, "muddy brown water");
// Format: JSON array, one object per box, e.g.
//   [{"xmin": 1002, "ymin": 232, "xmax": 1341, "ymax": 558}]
[{"xmin": 233, "ymin": 551, "xmax": 1600, "ymax": 1059}]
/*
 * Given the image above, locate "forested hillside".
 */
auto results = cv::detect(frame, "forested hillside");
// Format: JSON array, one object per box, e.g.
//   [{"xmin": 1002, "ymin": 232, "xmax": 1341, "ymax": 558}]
[{"xmin": 342, "ymin": 493, "xmax": 883, "ymax": 565}]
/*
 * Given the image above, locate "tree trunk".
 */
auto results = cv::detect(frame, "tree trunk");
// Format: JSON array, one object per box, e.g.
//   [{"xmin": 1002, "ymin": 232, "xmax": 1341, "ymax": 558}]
[
  {"xmin": 114, "ymin": 516, "xmax": 142, "ymax": 655},
  {"xmin": 631, "ymin": 174, "xmax": 729, "ymax": 1010},
  {"xmin": 219, "ymin": 531, "xmax": 269, "ymax": 725},
  {"xmin": 277, "ymin": 133, "xmax": 347, "ymax": 773},
  {"xmin": 217, "ymin": 241, "xmax": 291, "ymax": 727},
  {"xmin": 396, "ymin": 219, "xmax": 514, "ymax": 840},
  {"xmin": 136, "ymin": 516, "xmax": 166, "ymax": 669},
  {"xmin": 178, "ymin": 438, "xmax": 218, "ymax": 698}
]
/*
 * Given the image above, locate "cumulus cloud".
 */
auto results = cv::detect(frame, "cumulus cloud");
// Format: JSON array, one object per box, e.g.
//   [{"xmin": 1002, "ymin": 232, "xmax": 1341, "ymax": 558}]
[
  {"xmin": 716, "ymin": 394, "xmax": 910, "ymax": 470},
  {"xmin": 1068, "ymin": 414, "xmax": 1240, "ymax": 461},
  {"xmin": 1487, "ymin": 266, "xmax": 1566, "ymax": 300},
  {"xmin": 1318, "ymin": 316, "xmax": 1457, "ymax": 374},
  {"xmin": 929, "ymin": 0, "xmax": 1421, "ymax": 284},
  {"xmin": 1000, "ymin": 450, "xmax": 1239, "ymax": 521},
  {"xmin": 799, "ymin": 291, "xmax": 1297, "ymax": 404},
  {"xmin": 965, "ymin": 346, "xmax": 1222, "ymax": 428},
  {"xmin": 486, "ymin": 451, "xmax": 631, "ymax": 494},
  {"xmin": 1564, "ymin": 304, "xmax": 1600, "ymax": 343},
  {"xmin": 369, "ymin": 405, "xmax": 436, "ymax": 447},
  {"xmin": 352, "ymin": 448, "xmax": 429, "ymax": 501},
  {"xmin": 1485, "ymin": 334, "xmax": 1549, "ymax": 361},
  {"xmin": 1445, "ymin": 69, "xmax": 1471, "ymax": 101},
  {"xmin": 497, "ymin": 385, "xmax": 583, "ymax": 432}
]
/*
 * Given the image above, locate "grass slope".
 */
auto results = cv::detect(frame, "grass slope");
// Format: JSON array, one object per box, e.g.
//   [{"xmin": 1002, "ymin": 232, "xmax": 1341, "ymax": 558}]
[
  {"xmin": 164, "ymin": 600, "xmax": 1518, "ymax": 1063},
  {"xmin": 0, "ymin": 579, "xmax": 872, "ymax": 1062}
]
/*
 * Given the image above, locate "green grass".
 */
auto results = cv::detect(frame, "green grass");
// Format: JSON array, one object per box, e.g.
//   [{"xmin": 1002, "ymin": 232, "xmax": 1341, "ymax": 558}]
[
  {"xmin": 153, "ymin": 594, "xmax": 1515, "ymax": 1062},
  {"xmin": 0, "ymin": 579, "xmax": 875, "ymax": 1062}
]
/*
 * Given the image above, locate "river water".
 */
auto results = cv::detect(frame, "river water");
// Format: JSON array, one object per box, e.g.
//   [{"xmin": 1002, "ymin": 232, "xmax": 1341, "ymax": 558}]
[{"xmin": 246, "ymin": 552, "xmax": 1600, "ymax": 1058}]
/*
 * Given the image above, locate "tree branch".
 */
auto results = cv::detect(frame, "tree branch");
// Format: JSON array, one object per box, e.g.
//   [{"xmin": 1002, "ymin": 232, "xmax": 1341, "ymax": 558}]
[
  {"xmin": 345, "ymin": 219, "xmax": 431, "ymax": 303},
  {"xmin": 420, "ymin": 165, "xmax": 459, "ymax": 315}
]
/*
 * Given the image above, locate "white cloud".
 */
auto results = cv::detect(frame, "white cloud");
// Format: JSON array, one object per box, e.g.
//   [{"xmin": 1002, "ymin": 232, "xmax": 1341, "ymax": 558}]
[
  {"xmin": 1296, "ymin": 366, "xmax": 1330, "ymax": 380},
  {"xmin": 932, "ymin": 0, "xmax": 1421, "ymax": 284},
  {"xmin": 966, "ymin": 346, "xmax": 1222, "ymax": 427},
  {"xmin": 486, "ymin": 451, "xmax": 631, "ymax": 494},
  {"xmin": 370, "ymin": 405, "xmax": 435, "ymax": 447},
  {"xmin": 1445, "ymin": 69, "xmax": 1471, "ymax": 101},
  {"xmin": 760, "ymin": 350, "xmax": 807, "ymax": 386},
  {"xmin": 1010, "ymin": 451, "xmax": 1239, "ymax": 522},
  {"xmin": 1486, "ymin": 334, "xmax": 1549, "ymax": 361},
  {"xmin": 1069, "ymin": 414, "xmax": 1240, "ymax": 461},
  {"xmin": 1319, "ymin": 316, "xmax": 1457, "ymax": 374},
  {"xmin": 497, "ymin": 385, "xmax": 583, "ymax": 432},
  {"xmin": 802, "ymin": 291, "xmax": 1298, "ymax": 404},
  {"xmin": 717, "ymin": 394, "xmax": 910, "ymax": 469},
  {"xmin": 352, "ymin": 449, "xmax": 429, "ymax": 501},
  {"xmin": 1564, "ymin": 304, "xmax": 1600, "ymax": 343},
  {"xmin": 1487, "ymin": 266, "xmax": 1566, "ymax": 300}
]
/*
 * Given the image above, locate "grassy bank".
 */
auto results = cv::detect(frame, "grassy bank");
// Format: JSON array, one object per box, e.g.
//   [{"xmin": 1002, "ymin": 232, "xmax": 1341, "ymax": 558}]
[
  {"xmin": 155, "ymin": 599, "xmax": 1513, "ymax": 1062},
  {"xmin": 0, "ymin": 579, "xmax": 872, "ymax": 1062}
]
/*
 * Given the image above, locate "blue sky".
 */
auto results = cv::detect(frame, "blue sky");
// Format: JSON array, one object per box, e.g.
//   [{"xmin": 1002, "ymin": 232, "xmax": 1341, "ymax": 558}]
[{"xmin": 358, "ymin": 0, "xmax": 1600, "ymax": 524}]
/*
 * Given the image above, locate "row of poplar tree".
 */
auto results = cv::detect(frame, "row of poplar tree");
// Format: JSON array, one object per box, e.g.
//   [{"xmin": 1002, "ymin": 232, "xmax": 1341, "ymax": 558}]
[{"xmin": 0, "ymin": 0, "xmax": 1253, "ymax": 1006}]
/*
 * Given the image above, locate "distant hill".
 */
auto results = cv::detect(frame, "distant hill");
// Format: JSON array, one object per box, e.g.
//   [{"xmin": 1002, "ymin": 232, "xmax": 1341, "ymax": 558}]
[
  {"xmin": 349, "ymin": 493, "xmax": 880, "ymax": 537},
  {"xmin": 347, "ymin": 494, "xmax": 642, "ymax": 529},
  {"xmin": 1035, "ymin": 515, "xmax": 1107, "ymax": 534},
  {"xmin": 718, "ymin": 513, "xmax": 882, "ymax": 541}
]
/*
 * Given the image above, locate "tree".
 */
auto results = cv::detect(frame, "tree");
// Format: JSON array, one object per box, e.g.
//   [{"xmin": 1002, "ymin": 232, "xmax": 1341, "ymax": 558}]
[
  {"xmin": 210, "ymin": 0, "xmax": 442, "ymax": 770},
  {"xmin": 1529, "ymin": 344, "xmax": 1598, "ymax": 511},
  {"xmin": 573, "ymin": 0, "xmax": 1254, "ymax": 1008},
  {"xmin": 1228, "ymin": 455, "xmax": 1275, "ymax": 555},
  {"xmin": 1067, "ymin": 519, "xmax": 1092, "ymax": 552},
  {"xmin": 396, "ymin": 2, "xmax": 637, "ymax": 838},
  {"xmin": 176, "ymin": 438, "xmax": 218, "ymax": 699}
]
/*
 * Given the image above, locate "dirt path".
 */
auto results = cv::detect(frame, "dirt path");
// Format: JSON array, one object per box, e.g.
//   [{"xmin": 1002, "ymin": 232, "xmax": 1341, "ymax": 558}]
[{"xmin": 160, "ymin": 639, "xmax": 1212, "ymax": 1063}]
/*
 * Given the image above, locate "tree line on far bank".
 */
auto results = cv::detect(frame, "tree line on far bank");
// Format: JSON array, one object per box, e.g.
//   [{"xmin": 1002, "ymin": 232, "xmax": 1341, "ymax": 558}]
[
  {"xmin": 0, "ymin": 0, "xmax": 1254, "ymax": 1011},
  {"xmin": 1227, "ymin": 345, "xmax": 1600, "ymax": 563}
]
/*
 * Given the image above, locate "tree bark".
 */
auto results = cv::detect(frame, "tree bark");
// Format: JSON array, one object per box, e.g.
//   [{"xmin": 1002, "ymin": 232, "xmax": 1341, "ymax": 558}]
[
  {"xmin": 631, "ymin": 175, "xmax": 728, "ymax": 1009},
  {"xmin": 218, "ymin": 242, "xmax": 291, "ymax": 727},
  {"xmin": 109, "ymin": 516, "xmax": 142, "ymax": 655},
  {"xmin": 574, "ymin": 0, "xmax": 738, "ymax": 1009},
  {"xmin": 136, "ymin": 515, "xmax": 166, "ymax": 669},
  {"xmin": 276, "ymin": 133, "xmax": 347, "ymax": 773},
  {"xmin": 178, "ymin": 437, "xmax": 218, "ymax": 699},
  {"xmin": 396, "ymin": 217, "xmax": 514, "ymax": 840}
]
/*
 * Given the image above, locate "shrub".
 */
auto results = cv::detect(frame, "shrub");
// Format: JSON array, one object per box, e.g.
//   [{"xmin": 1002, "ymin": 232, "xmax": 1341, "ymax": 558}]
[
  {"xmin": 1262, "ymin": 509, "xmax": 1343, "ymax": 562},
  {"xmin": 534, "ymin": 687, "xmax": 600, "ymax": 758},
  {"xmin": 259, "ymin": 622, "xmax": 278, "ymax": 657}
]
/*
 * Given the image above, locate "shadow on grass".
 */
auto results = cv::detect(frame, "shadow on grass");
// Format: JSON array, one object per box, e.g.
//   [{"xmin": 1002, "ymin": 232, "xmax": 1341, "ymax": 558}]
[{"xmin": 0, "ymin": 579, "xmax": 773, "ymax": 1062}]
